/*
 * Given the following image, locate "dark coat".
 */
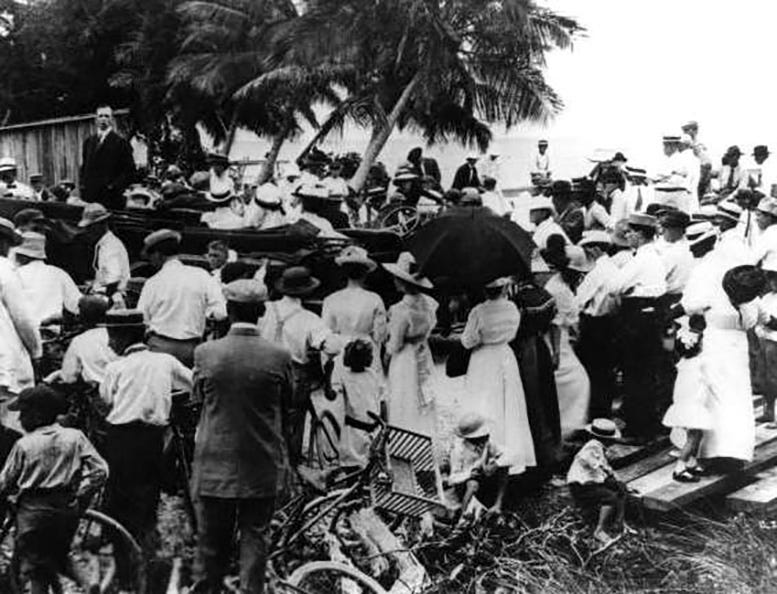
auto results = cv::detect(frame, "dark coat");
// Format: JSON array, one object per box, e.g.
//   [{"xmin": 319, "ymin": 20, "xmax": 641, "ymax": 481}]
[
  {"xmin": 415, "ymin": 158, "xmax": 442, "ymax": 185},
  {"xmin": 191, "ymin": 325, "xmax": 294, "ymax": 499},
  {"xmin": 79, "ymin": 130, "xmax": 136, "ymax": 209},
  {"xmin": 452, "ymin": 163, "xmax": 480, "ymax": 190},
  {"xmin": 557, "ymin": 204, "xmax": 585, "ymax": 244}
]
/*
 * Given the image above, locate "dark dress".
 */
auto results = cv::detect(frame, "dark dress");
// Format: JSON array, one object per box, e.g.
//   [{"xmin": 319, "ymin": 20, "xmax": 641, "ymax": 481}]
[{"xmin": 510, "ymin": 282, "xmax": 561, "ymax": 471}]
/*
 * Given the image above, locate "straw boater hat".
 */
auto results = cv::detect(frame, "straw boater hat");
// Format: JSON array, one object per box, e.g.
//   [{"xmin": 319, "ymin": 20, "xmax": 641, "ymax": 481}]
[
  {"xmin": 142, "ymin": 229, "xmax": 182, "ymax": 257},
  {"xmin": 529, "ymin": 196, "xmax": 555, "ymax": 212},
  {"xmin": 466, "ymin": 153, "xmax": 479, "ymax": 161},
  {"xmin": 394, "ymin": 169, "xmax": 419, "ymax": 183},
  {"xmin": 335, "ymin": 245, "xmax": 377, "ymax": 272},
  {"xmin": 14, "ymin": 231, "xmax": 46, "ymax": 260},
  {"xmin": 29, "ymin": 172, "xmax": 42, "ymax": 182},
  {"xmin": 757, "ymin": 197, "xmax": 777, "ymax": 218},
  {"xmin": 455, "ymin": 412, "xmax": 490, "ymax": 439},
  {"xmin": 78, "ymin": 203, "xmax": 112, "ymax": 228},
  {"xmin": 276, "ymin": 267, "xmax": 320, "ymax": 296},
  {"xmin": 254, "ymin": 183, "xmax": 282, "ymax": 207},
  {"xmin": 460, "ymin": 187, "xmax": 482, "ymax": 206},
  {"xmin": 383, "ymin": 251, "xmax": 433, "ymax": 290},
  {"xmin": 0, "ymin": 157, "xmax": 17, "ymax": 172},
  {"xmin": 100, "ymin": 308, "xmax": 146, "ymax": 328},
  {"xmin": 681, "ymin": 120, "xmax": 699, "ymax": 132},
  {"xmin": 0, "ymin": 217, "xmax": 22, "ymax": 246},
  {"xmin": 538, "ymin": 139, "xmax": 549, "ymax": 147},
  {"xmin": 485, "ymin": 276, "xmax": 512, "ymax": 289},
  {"xmin": 628, "ymin": 212, "xmax": 657, "ymax": 229},
  {"xmin": 662, "ymin": 135, "xmax": 682, "ymax": 144},
  {"xmin": 295, "ymin": 184, "xmax": 331, "ymax": 200},
  {"xmin": 686, "ymin": 222, "xmax": 718, "ymax": 251},
  {"xmin": 585, "ymin": 418, "xmax": 622, "ymax": 440},
  {"xmin": 717, "ymin": 201, "xmax": 743, "ymax": 222}
]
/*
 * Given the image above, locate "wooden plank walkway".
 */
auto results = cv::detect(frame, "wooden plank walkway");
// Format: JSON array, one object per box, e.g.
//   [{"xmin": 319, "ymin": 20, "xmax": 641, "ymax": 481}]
[
  {"xmin": 631, "ymin": 424, "xmax": 777, "ymax": 512},
  {"xmin": 607, "ymin": 436, "xmax": 670, "ymax": 471},
  {"xmin": 726, "ymin": 466, "xmax": 777, "ymax": 512}
]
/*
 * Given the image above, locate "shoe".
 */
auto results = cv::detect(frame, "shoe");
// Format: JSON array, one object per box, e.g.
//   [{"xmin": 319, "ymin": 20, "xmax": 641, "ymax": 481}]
[{"xmin": 673, "ymin": 468, "xmax": 700, "ymax": 483}]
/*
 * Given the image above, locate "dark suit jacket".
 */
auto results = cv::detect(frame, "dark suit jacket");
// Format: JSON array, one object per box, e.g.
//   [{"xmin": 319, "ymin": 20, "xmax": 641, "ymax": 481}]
[
  {"xmin": 452, "ymin": 163, "xmax": 480, "ymax": 190},
  {"xmin": 191, "ymin": 324, "xmax": 294, "ymax": 498},
  {"xmin": 557, "ymin": 204, "xmax": 585, "ymax": 244},
  {"xmin": 412, "ymin": 158, "xmax": 441, "ymax": 186},
  {"xmin": 80, "ymin": 130, "xmax": 136, "ymax": 209}
]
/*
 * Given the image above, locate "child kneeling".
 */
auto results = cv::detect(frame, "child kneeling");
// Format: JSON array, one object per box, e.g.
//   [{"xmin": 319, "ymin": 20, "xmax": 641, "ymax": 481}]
[
  {"xmin": 567, "ymin": 418, "xmax": 628, "ymax": 549},
  {"xmin": 0, "ymin": 385, "xmax": 108, "ymax": 593},
  {"xmin": 444, "ymin": 413, "xmax": 509, "ymax": 520}
]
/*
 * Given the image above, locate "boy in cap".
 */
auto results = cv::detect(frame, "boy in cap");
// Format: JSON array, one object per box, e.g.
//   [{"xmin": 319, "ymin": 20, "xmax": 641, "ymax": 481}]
[
  {"xmin": 99, "ymin": 309, "xmax": 192, "ymax": 584},
  {"xmin": 259, "ymin": 267, "xmax": 340, "ymax": 465},
  {"xmin": 567, "ymin": 419, "xmax": 630, "ymax": 551},
  {"xmin": 137, "ymin": 229, "xmax": 227, "ymax": 367},
  {"xmin": 0, "ymin": 385, "xmax": 108, "ymax": 593},
  {"xmin": 191, "ymin": 279, "xmax": 293, "ymax": 594},
  {"xmin": 443, "ymin": 412, "xmax": 509, "ymax": 521}
]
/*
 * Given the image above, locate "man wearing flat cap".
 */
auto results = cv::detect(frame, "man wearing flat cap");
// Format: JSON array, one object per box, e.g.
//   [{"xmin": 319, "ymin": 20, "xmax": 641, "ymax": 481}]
[
  {"xmin": 608, "ymin": 213, "xmax": 669, "ymax": 439},
  {"xmin": 655, "ymin": 210, "xmax": 694, "ymax": 301},
  {"xmin": 137, "ymin": 229, "xmax": 227, "ymax": 367},
  {"xmin": 99, "ymin": 308, "xmax": 192, "ymax": 585},
  {"xmin": 79, "ymin": 105, "xmax": 136, "ymax": 210},
  {"xmin": 0, "ymin": 218, "xmax": 41, "ymax": 419},
  {"xmin": 191, "ymin": 279, "xmax": 294, "ymax": 593}
]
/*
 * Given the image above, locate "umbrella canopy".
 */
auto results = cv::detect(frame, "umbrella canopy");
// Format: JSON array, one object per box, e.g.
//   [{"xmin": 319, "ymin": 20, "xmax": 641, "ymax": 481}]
[{"xmin": 406, "ymin": 206, "xmax": 536, "ymax": 287}]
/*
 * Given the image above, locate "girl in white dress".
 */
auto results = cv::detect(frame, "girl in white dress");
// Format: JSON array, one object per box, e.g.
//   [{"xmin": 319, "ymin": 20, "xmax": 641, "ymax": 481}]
[
  {"xmin": 322, "ymin": 246, "xmax": 387, "ymax": 376},
  {"xmin": 460, "ymin": 277, "xmax": 536, "ymax": 475},
  {"xmin": 384, "ymin": 253, "xmax": 438, "ymax": 438},
  {"xmin": 542, "ymin": 240, "xmax": 592, "ymax": 438}
]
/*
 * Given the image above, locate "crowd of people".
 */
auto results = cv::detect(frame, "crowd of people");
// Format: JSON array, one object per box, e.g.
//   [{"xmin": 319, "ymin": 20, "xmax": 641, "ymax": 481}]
[{"xmin": 2, "ymin": 110, "xmax": 777, "ymax": 590}]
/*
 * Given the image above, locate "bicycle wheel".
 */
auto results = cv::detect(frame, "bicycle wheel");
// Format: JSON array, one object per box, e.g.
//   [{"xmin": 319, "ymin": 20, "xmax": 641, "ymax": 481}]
[
  {"xmin": 377, "ymin": 205, "xmax": 421, "ymax": 235},
  {"xmin": 309, "ymin": 410, "xmax": 341, "ymax": 469},
  {"xmin": 285, "ymin": 561, "xmax": 387, "ymax": 594}
]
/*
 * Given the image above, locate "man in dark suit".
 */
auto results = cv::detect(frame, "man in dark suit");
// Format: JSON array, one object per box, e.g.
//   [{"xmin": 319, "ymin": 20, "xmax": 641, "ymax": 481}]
[
  {"xmin": 407, "ymin": 147, "xmax": 441, "ymax": 188},
  {"xmin": 190, "ymin": 279, "xmax": 294, "ymax": 594},
  {"xmin": 551, "ymin": 180, "xmax": 585, "ymax": 244},
  {"xmin": 452, "ymin": 154, "xmax": 481, "ymax": 190},
  {"xmin": 79, "ymin": 105, "xmax": 136, "ymax": 210}
]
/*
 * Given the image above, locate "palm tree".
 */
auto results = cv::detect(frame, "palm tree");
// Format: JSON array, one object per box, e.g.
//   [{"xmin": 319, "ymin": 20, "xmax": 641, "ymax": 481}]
[{"xmin": 271, "ymin": 0, "xmax": 582, "ymax": 191}]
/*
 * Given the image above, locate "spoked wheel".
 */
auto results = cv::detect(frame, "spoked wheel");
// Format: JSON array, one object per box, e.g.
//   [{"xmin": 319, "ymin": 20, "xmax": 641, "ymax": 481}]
[
  {"xmin": 377, "ymin": 205, "xmax": 421, "ymax": 235},
  {"xmin": 308, "ymin": 410, "xmax": 341, "ymax": 469},
  {"xmin": 2, "ymin": 509, "xmax": 146, "ymax": 594},
  {"xmin": 284, "ymin": 561, "xmax": 388, "ymax": 594}
]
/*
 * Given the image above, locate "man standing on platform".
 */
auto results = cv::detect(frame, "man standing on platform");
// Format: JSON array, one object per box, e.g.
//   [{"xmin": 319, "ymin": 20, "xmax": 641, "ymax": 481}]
[
  {"xmin": 191, "ymin": 279, "xmax": 293, "ymax": 594},
  {"xmin": 137, "ymin": 229, "xmax": 227, "ymax": 367},
  {"xmin": 79, "ymin": 105, "xmax": 136, "ymax": 210},
  {"xmin": 609, "ymin": 213, "xmax": 669, "ymax": 440}
]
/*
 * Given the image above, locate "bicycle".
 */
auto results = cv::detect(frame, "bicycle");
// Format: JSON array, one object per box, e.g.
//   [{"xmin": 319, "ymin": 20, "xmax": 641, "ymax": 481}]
[
  {"xmin": 165, "ymin": 391, "xmax": 201, "ymax": 532},
  {"xmin": 0, "ymin": 502, "xmax": 147, "ymax": 593}
]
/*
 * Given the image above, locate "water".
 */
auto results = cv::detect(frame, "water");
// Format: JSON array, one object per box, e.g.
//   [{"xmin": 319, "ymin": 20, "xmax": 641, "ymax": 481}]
[{"xmin": 228, "ymin": 128, "xmax": 663, "ymax": 191}]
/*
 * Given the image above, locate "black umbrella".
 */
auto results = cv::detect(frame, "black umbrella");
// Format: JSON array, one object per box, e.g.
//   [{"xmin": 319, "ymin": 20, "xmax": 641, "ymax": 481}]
[{"xmin": 406, "ymin": 206, "xmax": 536, "ymax": 287}]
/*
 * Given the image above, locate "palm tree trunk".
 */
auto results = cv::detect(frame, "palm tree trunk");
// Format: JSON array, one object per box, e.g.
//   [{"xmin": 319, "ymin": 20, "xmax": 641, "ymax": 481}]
[
  {"xmin": 297, "ymin": 107, "xmax": 342, "ymax": 165},
  {"xmin": 349, "ymin": 72, "xmax": 422, "ymax": 193},
  {"xmin": 224, "ymin": 111, "xmax": 239, "ymax": 155},
  {"xmin": 257, "ymin": 130, "xmax": 287, "ymax": 184}
]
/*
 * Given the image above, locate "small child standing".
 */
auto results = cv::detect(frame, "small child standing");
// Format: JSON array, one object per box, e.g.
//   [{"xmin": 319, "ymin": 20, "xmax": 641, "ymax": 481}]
[
  {"xmin": 0, "ymin": 385, "xmax": 108, "ymax": 594},
  {"xmin": 331, "ymin": 339, "xmax": 384, "ymax": 470},
  {"xmin": 566, "ymin": 418, "xmax": 628, "ymax": 551},
  {"xmin": 756, "ymin": 263, "xmax": 777, "ymax": 427},
  {"xmin": 443, "ymin": 413, "xmax": 509, "ymax": 520}
]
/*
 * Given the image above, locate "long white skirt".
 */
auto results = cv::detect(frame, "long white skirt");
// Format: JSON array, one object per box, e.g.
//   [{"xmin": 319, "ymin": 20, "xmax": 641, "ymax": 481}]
[
  {"xmin": 664, "ymin": 357, "xmax": 713, "ymax": 430},
  {"xmin": 555, "ymin": 329, "xmax": 591, "ymax": 438},
  {"xmin": 388, "ymin": 343, "xmax": 437, "ymax": 439},
  {"xmin": 699, "ymin": 328, "xmax": 755, "ymax": 461},
  {"xmin": 463, "ymin": 343, "xmax": 536, "ymax": 475}
]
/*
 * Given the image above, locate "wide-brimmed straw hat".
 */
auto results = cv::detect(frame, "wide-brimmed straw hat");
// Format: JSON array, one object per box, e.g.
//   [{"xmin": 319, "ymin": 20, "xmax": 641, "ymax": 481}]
[
  {"xmin": 580, "ymin": 230, "xmax": 612, "ymax": 247},
  {"xmin": 275, "ymin": 266, "xmax": 321, "ymax": 296},
  {"xmin": 383, "ymin": 252, "xmax": 433, "ymax": 290},
  {"xmin": 0, "ymin": 157, "xmax": 17, "ymax": 172},
  {"xmin": 0, "ymin": 217, "xmax": 22, "ymax": 246},
  {"xmin": 585, "ymin": 418, "xmax": 622, "ymax": 440},
  {"xmin": 78, "ymin": 203, "xmax": 112, "ymax": 228},
  {"xmin": 455, "ymin": 412, "xmax": 490, "ymax": 439},
  {"xmin": 14, "ymin": 231, "xmax": 46, "ymax": 260},
  {"xmin": 335, "ymin": 245, "xmax": 376, "ymax": 272}
]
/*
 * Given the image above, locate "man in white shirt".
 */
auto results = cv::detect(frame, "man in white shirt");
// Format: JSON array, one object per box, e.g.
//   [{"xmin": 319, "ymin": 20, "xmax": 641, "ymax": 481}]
[
  {"xmin": 742, "ymin": 145, "xmax": 776, "ymax": 195},
  {"xmin": 681, "ymin": 120, "xmax": 712, "ymax": 197},
  {"xmin": 714, "ymin": 200, "xmax": 752, "ymax": 265},
  {"xmin": 531, "ymin": 140, "xmax": 551, "ymax": 183},
  {"xmin": 0, "ymin": 219, "xmax": 40, "ymax": 408},
  {"xmin": 609, "ymin": 213, "xmax": 669, "ymax": 439},
  {"xmin": 46, "ymin": 295, "xmax": 117, "ymax": 385},
  {"xmin": 576, "ymin": 230, "xmax": 619, "ymax": 418},
  {"xmin": 100, "ymin": 309, "xmax": 192, "ymax": 568},
  {"xmin": 480, "ymin": 176, "xmax": 510, "ymax": 217},
  {"xmin": 321, "ymin": 162, "xmax": 350, "ymax": 199},
  {"xmin": 752, "ymin": 197, "xmax": 777, "ymax": 270},
  {"xmin": 613, "ymin": 168, "xmax": 655, "ymax": 222},
  {"xmin": 0, "ymin": 157, "xmax": 35, "ymax": 200},
  {"xmin": 77, "ymin": 203, "xmax": 130, "ymax": 298},
  {"xmin": 655, "ymin": 210, "xmax": 694, "ymax": 301},
  {"xmin": 258, "ymin": 266, "xmax": 340, "ymax": 463},
  {"xmin": 137, "ymin": 229, "xmax": 227, "ymax": 367},
  {"xmin": 14, "ymin": 232, "xmax": 81, "ymax": 327}
]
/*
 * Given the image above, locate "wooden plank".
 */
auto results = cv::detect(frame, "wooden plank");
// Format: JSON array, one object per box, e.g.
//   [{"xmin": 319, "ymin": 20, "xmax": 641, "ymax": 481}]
[
  {"xmin": 637, "ymin": 424, "xmax": 777, "ymax": 512},
  {"xmin": 617, "ymin": 447, "xmax": 677, "ymax": 484},
  {"xmin": 607, "ymin": 436, "xmax": 670, "ymax": 470},
  {"xmin": 726, "ymin": 466, "xmax": 777, "ymax": 512}
]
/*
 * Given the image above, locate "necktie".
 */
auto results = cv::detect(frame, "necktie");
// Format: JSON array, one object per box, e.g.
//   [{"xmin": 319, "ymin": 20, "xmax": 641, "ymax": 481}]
[
  {"xmin": 726, "ymin": 167, "xmax": 735, "ymax": 190},
  {"xmin": 635, "ymin": 188, "xmax": 643, "ymax": 212}
]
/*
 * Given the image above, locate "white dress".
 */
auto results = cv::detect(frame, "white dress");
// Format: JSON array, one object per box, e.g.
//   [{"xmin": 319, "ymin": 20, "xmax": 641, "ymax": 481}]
[
  {"xmin": 322, "ymin": 286, "xmax": 387, "ymax": 376},
  {"xmin": 545, "ymin": 274, "xmax": 591, "ymax": 437},
  {"xmin": 460, "ymin": 298, "xmax": 536, "ymax": 475},
  {"xmin": 682, "ymin": 251, "xmax": 756, "ymax": 461},
  {"xmin": 386, "ymin": 294, "xmax": 438, "ymax": 438}
]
